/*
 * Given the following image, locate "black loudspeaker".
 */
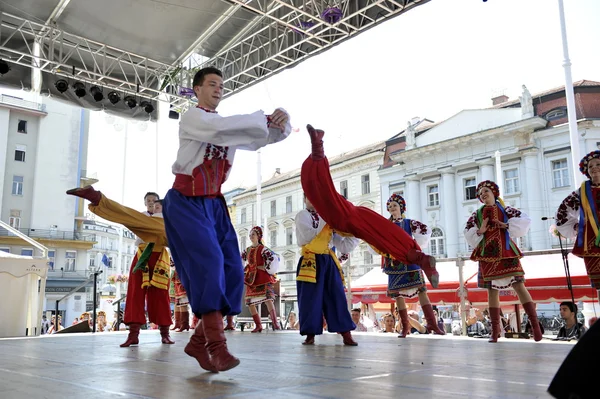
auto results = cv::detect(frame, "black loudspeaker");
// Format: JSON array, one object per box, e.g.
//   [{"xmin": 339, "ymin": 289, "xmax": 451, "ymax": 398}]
[{"xmin": 548, "ymin": 321, "xmax": 599, "ymax": 399}]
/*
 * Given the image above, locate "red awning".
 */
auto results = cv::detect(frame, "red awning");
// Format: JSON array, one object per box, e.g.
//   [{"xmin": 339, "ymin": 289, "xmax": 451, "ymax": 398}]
[{"xmin": 351, "ymin": 253, "xmax": 596, "ymax": 306}]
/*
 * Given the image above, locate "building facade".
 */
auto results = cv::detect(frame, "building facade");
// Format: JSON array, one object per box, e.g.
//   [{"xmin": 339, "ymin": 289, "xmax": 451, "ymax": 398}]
[
  {"xmin": 379, "ymin": 81, "xmax": 600, "ymax": 259},
  {"xmin": 0, "ymin": 90, "xmax": 99, "ymax": 325},
  {"xmin": 232, "ymin": 142, "xmax": 386, "ymax": 307}
]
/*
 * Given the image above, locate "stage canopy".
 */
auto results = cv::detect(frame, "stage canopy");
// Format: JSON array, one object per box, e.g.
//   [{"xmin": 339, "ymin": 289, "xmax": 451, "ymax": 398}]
[
  {"xmin": 351, "ymin": 253, "xmax": 597, "ymax": 307},
  {"xmin": 0, "ymin": 0, "xmax": 430, "ymax": 120}
]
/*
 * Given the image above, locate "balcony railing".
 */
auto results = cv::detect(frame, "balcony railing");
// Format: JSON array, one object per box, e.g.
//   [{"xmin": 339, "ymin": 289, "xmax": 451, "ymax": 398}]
[
  {"xmin": 0, "ymin": 228, "xmax": 96, "ymax": 241},
  {"xmin": 0, "ymin": 94, "xmax": 46, "ymax": 113}
]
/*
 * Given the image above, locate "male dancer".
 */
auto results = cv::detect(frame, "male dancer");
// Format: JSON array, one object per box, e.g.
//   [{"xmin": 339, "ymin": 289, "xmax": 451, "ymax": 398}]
[
  {"xmin": 300, "ymin": 125, "xmax": 439, "ymax": 287},
  {"xmin": 162, "ymin": 66, "xmax": 291, "ymax": 372},
  {"xmin": 296, "ymin": 195, "xmax": 359, "ymax": 345},
  {"xmin": 66, "ymin": 189, "xmax": 173, "ymax": 347}
]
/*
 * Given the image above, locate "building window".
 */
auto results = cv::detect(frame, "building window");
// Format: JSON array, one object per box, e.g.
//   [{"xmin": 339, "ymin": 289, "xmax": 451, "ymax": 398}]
[
  {"xmin": 47, "ymin": 250, "xmax": 55, "ymax": 270},
  {"xmin": 108, "ymin": 257, "xmax": 114, "ymax": 267},
  {"xmin": 0, "ymin": 248, "xmax": 9, "ymax": 253},
  {"xmin": 21, "ymin": 248, "xmax": 34, "ymax": 256},
  {"xmin": 552, "ymin": 159, "xmax": 570, "ymax": 188},
  {"xmin": 89, "ymin": 258, "xmax": 95, "ymax": 267},
  {"xmin": 65, "ymin": 251, "xmax": 76, "ymax": 271},
  {"xmin": 286, "ymin": 227, "xmax": 293, "ymax": 246},
  {"xmin": 241, "ymin": 208, "xmax": 247, "ymax": 224},
  {"xmin": 9, "ymin": 212, "xmax": 21, "ymax": 229},
  {"xmin": 430, "ymin": 228, "xmax": 445, "ymax": 257},
  {"xmin": 270, "ymin": 200, "xmax": 277, "ymax": 217},
  {"xmin": 361, "ymin": 174, "xmax": 370, "ymax": 195},
  {"xmin": 15, "ymin": 145, "xmax": 26, "ymax": 162},
  {"xmin": 545, "ymin": 107, "xmax": 567, "ymax": 121},
  {"xmin": 270, "ymin": 230, "xmax": 277, "ymax": 247},
  {"xmin": 286, "ymin": 196, "xmax": 292, "ymax": 213},
  {"xmin": 240, "ymin": 235, "xmax": 247, "ymax": 251},
  {"xmin": 340, "ymin": 180, "xmax": 349, "ymax": 199},
  {"xmin": 504, "ymin": 168, "xmax": 520, "ymax": 194},
  {"xmin": 427, "ymin": 185, "xmax": 439, "ymax": 207},
  {"xmin": 464, "ymin": 178, "xmax": 477, "ymax": 200},
  {"xmin": 18, "ymin": 120, "xmax": 28, "ymax": 133},
  {"xmin": 12, "ymin": 176, "xmax": 23, "ymax": 195},
  {"xmin": 363, "ymin": 250, "xmax": 373, "ymax": 265},
  {"xmin": 284, "ymin": 259, "xmax": 294, "ymax": 281}
]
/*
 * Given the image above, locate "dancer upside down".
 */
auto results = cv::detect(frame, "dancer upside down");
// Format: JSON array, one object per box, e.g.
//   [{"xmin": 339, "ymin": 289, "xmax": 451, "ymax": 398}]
[{"xmin": 300, "ymin": 124, "xmax": 439, "ymax": 288}]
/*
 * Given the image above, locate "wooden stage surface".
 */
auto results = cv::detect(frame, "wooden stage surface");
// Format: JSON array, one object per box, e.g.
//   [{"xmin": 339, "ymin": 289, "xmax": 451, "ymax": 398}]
[{"xmin": 0, "ymin": 330, "xmax": 573, "ymax": 399}]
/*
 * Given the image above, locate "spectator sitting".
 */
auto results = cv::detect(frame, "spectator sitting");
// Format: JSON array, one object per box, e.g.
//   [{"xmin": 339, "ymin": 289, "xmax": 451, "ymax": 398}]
[{"xmin": 556, "ymin": 302, "xmax": 587, "ymax": 341}]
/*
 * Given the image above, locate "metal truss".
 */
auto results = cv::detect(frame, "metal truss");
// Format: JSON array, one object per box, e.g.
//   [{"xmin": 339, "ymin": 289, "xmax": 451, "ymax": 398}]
[
  {"xmin": 0, "ymin": 0, "xmax": 429, "ymax": 111},
  {"xmin": 0, "ymin": 12, "xmax": 191, "ymax": 108},
  {"xmin": 186, "ymin": 0, "xmax": 431, "ymax": 99}
]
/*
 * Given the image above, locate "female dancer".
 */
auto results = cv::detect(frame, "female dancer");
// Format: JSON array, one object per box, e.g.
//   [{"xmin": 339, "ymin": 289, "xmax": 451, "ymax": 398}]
[
  {"xmin": 382, "ymin": 193, "xmax": 445, "ymax": 337},
  {"xmin": 242, "ymin": 226, "xmax": 281, "ymax": 332},
  {"xmin": 464, "ymin": 180, "xmax": 542, "ymax": 342}
]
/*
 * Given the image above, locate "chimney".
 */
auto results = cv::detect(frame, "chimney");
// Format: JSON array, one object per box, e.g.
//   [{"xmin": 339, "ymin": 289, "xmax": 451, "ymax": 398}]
[
  {"xmin": 275, "ymin": 168, "xmax": 281, "ymax": 174},
  {"xmin": 410, "ymin": 116, "xmax": 420, "ymax": 125},
  {"xmin": 492, "ymin": 95, "xmax": 509, "ymax": 106}
]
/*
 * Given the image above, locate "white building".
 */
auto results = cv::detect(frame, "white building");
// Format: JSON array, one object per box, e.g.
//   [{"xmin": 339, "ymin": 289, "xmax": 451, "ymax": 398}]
[
  {"xmin": 0, "ymin": 90, "xmax": 99, "ymax": 326},
  {"xmin": 378, "ymin": 81, "xmax": 600, "ymax": 259},
  {"xmin": 233, "ymin": 141, "xmax": 386, "ymax": 309}
]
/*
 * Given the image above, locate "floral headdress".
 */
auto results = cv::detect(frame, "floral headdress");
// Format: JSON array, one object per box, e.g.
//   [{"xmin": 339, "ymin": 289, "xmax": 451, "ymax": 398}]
[
  {"xmin": 250, "ymin": 226, "xmax": 264, "ymax": 244},
  {"xmin": 386, "ymin": 193, "xmax": 406, "ymax": 215},
  {"xmin": 579, "ymin": 150, "xmax": 600, "ymax": 179},
  {"xmin": 476, "ymin": 180, "xmax": 505, "ymax": 207}
]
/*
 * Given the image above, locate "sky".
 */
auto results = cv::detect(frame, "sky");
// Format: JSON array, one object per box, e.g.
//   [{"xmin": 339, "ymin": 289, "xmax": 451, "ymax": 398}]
[{"xmin": 84, "ymin": 0, "xmax": 600, "ymax": 210}]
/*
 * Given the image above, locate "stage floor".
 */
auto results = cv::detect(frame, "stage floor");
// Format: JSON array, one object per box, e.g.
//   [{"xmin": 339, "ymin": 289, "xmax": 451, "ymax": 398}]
[{"xmin": 0, "ymin": 330, "xmax": 572, "ymax": 399}]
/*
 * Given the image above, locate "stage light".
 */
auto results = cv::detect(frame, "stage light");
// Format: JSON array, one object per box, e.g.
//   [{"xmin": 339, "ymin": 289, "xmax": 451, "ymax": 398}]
[
  {"xmin": 169, "ymin": 110, "xmax": 179, "ymax": 120},
  {"xmin": 140, "ymin": 101, "xmax": 154, "ymax": 114},
  {"xmin": 124, "ymin": 96, "xmax": 137, "ymax": 109},
  {"xmin": 90, "ymin": 86, "xmax": 103, "ymax": 102},
  {"xmin": 73, "ymin": 82, "xmax": 86, "ymax": 98},
  {"xmin": 55, "ymin": 79, "xmax": 69, "ymax": 93},
  {"xmin": 107, "ymin": 91, "xmax": 120, "ymax": 105},
  {"xmin": 0, "ymin": 60, "xmax": 10, "ymax": 75}
]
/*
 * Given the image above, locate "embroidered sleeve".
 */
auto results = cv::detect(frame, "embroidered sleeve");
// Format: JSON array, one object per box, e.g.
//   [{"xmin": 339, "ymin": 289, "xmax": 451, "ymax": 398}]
[
  {"xmin": 410, "ymin": 220, "xmax": 431, "ymax": 248},
  {"xmin": 180, "ymin": 108, "xmax": 269, "ymax": 147},
  {"xmin": 505, "ymin": 207, "xmax": 531, "ymax": 238},
  {"xmin": 262, "ymin": 246, "xmax": 280, "ymax": 274},
  {"xmin": 296, "ymin": 209, "xmax": 325, "ymax": 246},
  {"xmin": 464, "ymin": 211, "xmax": 483, "ymax": 248},
  {"xmin": 555, "ymin": 190, "xmax": 581, "ymax": 239}
]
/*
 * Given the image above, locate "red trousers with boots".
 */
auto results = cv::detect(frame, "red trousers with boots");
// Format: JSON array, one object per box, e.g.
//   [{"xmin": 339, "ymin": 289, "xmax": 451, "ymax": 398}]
[
  {"xmin": 301, "ymin": 125, "xmax": 439, "ymax": 288},
  {"xmin": 488, "ymin": 307, "xmax": 501, "ymax": 343},
  {"xmin": 202, "ymin": 311, "xmax": 240, "ymax": 371}
]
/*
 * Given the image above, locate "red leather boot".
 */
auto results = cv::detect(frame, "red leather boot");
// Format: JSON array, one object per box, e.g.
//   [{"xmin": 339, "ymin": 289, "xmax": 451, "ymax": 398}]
[
  {"xmin": 422, "ymin": 304, "xmax": 445, "ymax": 335},
  {"xmin": 307, "ymin": 124, "xmax": 325, "ymax": 160},
  {"xmin": 66, "ymin": 185, "xmax": 102, "ymax": 205},
  {"xmin": 397, "ymin": 309, "xmax": 411, "ymax": 338},
  {"xmin": 251, "ymin": 313, "xmax": 263, "ymax": 333},
  {"xmin": 224, "ymin": 315, "xmax": 235, "ymax": 331},
  {"xmin": 184, "ymin": 320, "xmax": 218, "ymax": 373},
  {"xmin": 160, "ymin": 325, "xmax": 175, "ymax": 344},
  {"xmin": 488, "ymin": 307, "xmax": 501, "ymax": 343},
  {"xmin": 202, "ymin": 311, "xmax": 240, "ymax": 372},
  {"xmin": 120, "ymin": 323, "xmax": 140, "ymax": 347}
]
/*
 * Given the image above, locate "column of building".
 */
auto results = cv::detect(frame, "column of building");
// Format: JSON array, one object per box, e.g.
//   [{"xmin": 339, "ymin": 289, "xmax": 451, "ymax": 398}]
[
  {"xmin": 441, "ymin": 170, "xmax": 459, "ymax": 258},
  {"xmin": 523, "ymin": 149, "xmax": 547, "ymax": 250}
]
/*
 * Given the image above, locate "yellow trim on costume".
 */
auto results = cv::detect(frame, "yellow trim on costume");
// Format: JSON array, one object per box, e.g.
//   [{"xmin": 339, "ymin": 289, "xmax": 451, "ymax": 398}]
[
  {"xmin": 298, "ymin": 224, "xmax": 346, "ymax": 285},
  {"xmin": 136, "ymin": 244, "xmax": 171, "ymax": 290},
  {"xmin": 580, "ymin": 182, "xmax": 599, "ymax": 252}
]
